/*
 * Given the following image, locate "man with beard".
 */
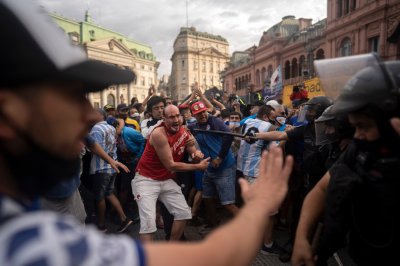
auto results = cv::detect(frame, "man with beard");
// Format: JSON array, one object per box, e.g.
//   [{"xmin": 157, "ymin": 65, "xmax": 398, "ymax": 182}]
[
  {"xmin": 133, "ymin": 105, "xmax": 210, "ymax": 241},
  {"xmin": 0, "ymin": 1, "xmax": 294, "ymax": 265},
  {"xmin": 292, "ymin": 59, "xmax": 400, "ymax": 266}
]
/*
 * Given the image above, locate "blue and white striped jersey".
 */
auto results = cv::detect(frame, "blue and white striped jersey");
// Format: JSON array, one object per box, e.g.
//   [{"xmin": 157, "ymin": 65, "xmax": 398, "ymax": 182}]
[
  {"xmin": 89, "ymin": 121, "xmax": 117, "ymax": 174},
  {"xmin": 0, "ymin": 195, "xmax": 145, "ymax": 266},
  {"xmin": 237, "ymin": 118, "xmax": 272, "ymax": 177}
]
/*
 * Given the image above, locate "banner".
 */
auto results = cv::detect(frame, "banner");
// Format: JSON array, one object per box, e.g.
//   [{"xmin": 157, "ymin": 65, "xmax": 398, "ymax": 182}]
[{"xmin": 282, "ymin": 77, "xmax": 325, "ymax": 107}]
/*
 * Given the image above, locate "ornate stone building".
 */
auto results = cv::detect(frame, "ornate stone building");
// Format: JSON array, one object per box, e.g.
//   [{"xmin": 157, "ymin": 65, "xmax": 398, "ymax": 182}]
[
  {"xmin": 222, "ymin": 0, "xmax": 400, "ymax": 104},
  {"xmin": 51, "ymin": 12, "xmax": 159, "ymax": 108},
  {"xmin": 169, "ymin": 27, "xmax": 230, "ymax": 101}
]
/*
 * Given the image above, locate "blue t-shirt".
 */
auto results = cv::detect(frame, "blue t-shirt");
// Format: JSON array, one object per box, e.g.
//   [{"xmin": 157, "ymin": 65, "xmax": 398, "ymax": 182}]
[{"xmin": 189, "ymin": 116, "xmax": 235, "ymax": 172}]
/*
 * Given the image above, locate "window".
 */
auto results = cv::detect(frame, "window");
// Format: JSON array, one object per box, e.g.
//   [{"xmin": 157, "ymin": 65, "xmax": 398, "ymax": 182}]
[
  {"xmin": 141, "ymin": 65, "xmax": 145, "ymax": 70},
  {"xmin": 256, "ymin": 70, "xmax": 261, "ymax": 86},
  {"xmin": 193, "ymin": 60, "xmax": 198, "ymax": 70},
  {"xmin": 202, "ymin": 75, "xmax": 206, "ymax": 84},
  {"xmin": 149, "ymin": 66, "xmax": 153, "ymax": 71},
  {"xmin": 107, "ymin": 94, "xmax": 115, "ymax": 106},
  {"xmin": 140, "ymin": 77, "xmax": 145, "ymax": 86},
  {"xmin": 89, "ymin": 30, "xmax": 95, "ymax": 41},
  {"xmin": 210, "ymin": 62, "xmax": 213, "ymax": 73},
  {"xmin": 369, "ymin": 36, "xmax": 379, "ymax": 53},
  {"xmin": 148, "ymin": 77, "xmax": 153, "ymax": 86},
  {"xmin": 202, "ymin": 61, "xmax": 206, "ymax": 72},
  {"xmin": 182, "ymin": 60, "xmax": 185, "ymax": 67},
  {"xmin": 338, "ymin": 0, "xmax": 343, "ymax": 17},
  {"xmin": 340, "ymin": 38, "xmax": 352, "ymax": 56}
]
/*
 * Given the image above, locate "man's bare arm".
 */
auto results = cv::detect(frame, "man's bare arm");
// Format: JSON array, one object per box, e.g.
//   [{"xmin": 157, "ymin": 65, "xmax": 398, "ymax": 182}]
[
  {"xmin": 150, "ymin": 128, "xmax": 209, "ymax": 172},
  {"xmin": 145, "ymin": 146, "xmax": 293, "ymax": 266},
  {"xmin": 256, "ymin": 130, "xmax": 288, "ymax": 141},
  {"xmin": 88, "ymin": 143, "xmax": 129, "ymax": 173}
]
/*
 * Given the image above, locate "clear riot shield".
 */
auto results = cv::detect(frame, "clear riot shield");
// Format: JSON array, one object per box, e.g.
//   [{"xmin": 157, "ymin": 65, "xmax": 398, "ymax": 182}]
[
  {"xmin": 314, "ymin": 53, "xmax": 399, "ymax": 115},
  {"xmin": 314, "ymin": 53, "xmax": 380, "ymax": 100}
]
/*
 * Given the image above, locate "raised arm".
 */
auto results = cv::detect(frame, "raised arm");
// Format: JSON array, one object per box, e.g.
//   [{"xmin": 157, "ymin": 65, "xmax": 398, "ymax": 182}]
[
  {"xmin": 211, "ymin": 98, "xmax": 226, "ymax": 110},
  {"xmin": 145, "ymin": 146, "xmax": 293, "ymax": 266},
  {"xmin": 142, "ymin": 85, "xmax": 155, "ymax": 109}
]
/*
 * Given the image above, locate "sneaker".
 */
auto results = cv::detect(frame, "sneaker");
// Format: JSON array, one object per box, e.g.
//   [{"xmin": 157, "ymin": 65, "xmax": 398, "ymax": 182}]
[
  {"xmin": 97, "ymin": 225, "xmax": 108, "ymax": 233},
  {"xmin": 260, "ymin": 242, "xmax": 285, "ymax": 255},
  {"xmin": 117, "ymin": 218, "xmax": 133, "ymax": 233}
]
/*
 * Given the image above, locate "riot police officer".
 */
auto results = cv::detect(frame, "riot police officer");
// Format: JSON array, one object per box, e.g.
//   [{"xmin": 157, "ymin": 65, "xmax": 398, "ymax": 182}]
[{"xmin": 292, "ymin": 55, "xmax": 400, "ymax": 266}]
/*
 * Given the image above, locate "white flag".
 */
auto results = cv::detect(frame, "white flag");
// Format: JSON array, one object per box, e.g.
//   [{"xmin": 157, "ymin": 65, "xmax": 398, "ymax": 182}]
[{"xmin": 270, "ymin": 65, "xmax": 282, "ymax": 93}]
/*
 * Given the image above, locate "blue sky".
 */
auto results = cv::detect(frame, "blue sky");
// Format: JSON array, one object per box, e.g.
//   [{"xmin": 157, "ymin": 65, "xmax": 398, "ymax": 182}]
[{"xmin": 38, "ymin": 0, "xmax": 326, "ymax": 77}]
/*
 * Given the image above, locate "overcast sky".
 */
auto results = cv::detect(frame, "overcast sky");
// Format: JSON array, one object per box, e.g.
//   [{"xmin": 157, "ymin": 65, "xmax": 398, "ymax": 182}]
[{"xmin": 38, "ymin": 0, "xmax": 327, "ymax": 77}]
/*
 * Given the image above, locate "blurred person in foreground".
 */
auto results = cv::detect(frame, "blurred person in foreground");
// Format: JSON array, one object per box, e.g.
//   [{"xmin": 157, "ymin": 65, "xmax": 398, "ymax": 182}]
[{"xmin": 0, "ymin": 1, "xmax": 293, "ymax": 265}]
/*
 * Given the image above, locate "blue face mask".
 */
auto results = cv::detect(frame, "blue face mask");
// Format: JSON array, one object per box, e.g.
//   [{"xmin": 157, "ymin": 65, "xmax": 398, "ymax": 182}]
[{"xmin": 229, "ymin": 121, "xmax": 240, "ymax": 128}]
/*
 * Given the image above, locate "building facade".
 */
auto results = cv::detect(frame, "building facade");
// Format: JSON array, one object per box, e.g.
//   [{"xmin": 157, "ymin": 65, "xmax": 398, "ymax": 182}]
[
  {"xmin": 51, "ymin": 12, "xmax": 159, "ymax": 108},
  {"xmin": 169, "ymin": 27, "xmax": 230, "ymax": 101},
  {"xmin": 222, "ymin": 0, "xmax": 400, "ymax": 104}
]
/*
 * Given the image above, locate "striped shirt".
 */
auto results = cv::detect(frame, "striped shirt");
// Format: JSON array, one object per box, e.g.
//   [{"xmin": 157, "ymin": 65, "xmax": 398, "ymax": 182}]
[
  {"xmin": 237, "ymin": 118, "xmax": 272, "ymax": 177},
  {"xmin": 0, "ymin": 195, "xmax": 145, "ymax": 266},
  {"xmin": 89, "ymin": 121, "xmax": 117, "ymax": 174}
]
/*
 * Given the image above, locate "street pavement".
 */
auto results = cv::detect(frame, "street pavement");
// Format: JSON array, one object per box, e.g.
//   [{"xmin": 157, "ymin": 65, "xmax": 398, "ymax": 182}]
[{"xmin": 81, "ymin": 186, "xmax": 353, "ymax": 265}]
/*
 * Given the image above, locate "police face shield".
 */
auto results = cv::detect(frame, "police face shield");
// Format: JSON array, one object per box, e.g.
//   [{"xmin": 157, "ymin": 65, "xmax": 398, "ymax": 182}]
[
  {"xmin": 315, "ymin": 119, "xmax": 338, "ymax": 146},
  {"xmin": 314, "ymin": 53, "xmax": 399, "ymax": 115},
  {"xmin": 297, "ymin": 104, "xmax": 318, "ymax": 123},
  {"xmin": 297, "ymin": 104, "xmax": 308, "ymax": 123}
]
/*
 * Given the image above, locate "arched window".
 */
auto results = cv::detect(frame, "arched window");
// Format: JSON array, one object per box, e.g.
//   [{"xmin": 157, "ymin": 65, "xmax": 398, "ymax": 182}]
[
  {"xmin": 256, "ymin": 69, "xmax": 261, "ymax": 86},
  {"xmin": 261, "ymin": 67, "xmax": 267, "ymax": 84},
  {"xmin": 316, "ymin": 49, "xmax": 325, "ymax": 60},
  {"xmin": 107, "ymin": 94, "xmax": 115, "ymax": 106},
  {"xmin": 340, "ymin": 38, "xmax": 352, "ymax": 56},
  {"xmin": 291, "ymin": 58, "xmax": 298, "ymax": 78},
  {"xmin": 284, "ymin": 61, "xmax": 291, "ymax": 80}
]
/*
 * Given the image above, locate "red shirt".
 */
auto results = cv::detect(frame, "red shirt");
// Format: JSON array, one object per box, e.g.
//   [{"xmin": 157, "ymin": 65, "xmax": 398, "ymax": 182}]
[{"xmin": 136, "ymin": 123, "xmax": 191, "ymax": 180}]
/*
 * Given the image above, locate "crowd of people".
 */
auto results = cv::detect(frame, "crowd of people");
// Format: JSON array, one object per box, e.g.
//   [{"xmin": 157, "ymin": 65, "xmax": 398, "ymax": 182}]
[{"xmin": 0, "ymin": 1, "xmax": 399, "ymax": 266}]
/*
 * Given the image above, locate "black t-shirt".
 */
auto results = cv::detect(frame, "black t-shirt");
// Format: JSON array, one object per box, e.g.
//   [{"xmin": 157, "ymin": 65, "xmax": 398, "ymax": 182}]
[{"xmin": 287, "ymin": 124, "xmax": 329, "ymax": 189}]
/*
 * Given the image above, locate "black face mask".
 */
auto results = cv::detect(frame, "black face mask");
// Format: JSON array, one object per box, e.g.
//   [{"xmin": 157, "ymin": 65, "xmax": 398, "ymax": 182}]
[
  {"xmin": 1, "ymin": 120, "xmax": 80, "ymax": 199},
  {"xmin": 353, "ymin": 138, "xmax": 383, "ymax": 154}
]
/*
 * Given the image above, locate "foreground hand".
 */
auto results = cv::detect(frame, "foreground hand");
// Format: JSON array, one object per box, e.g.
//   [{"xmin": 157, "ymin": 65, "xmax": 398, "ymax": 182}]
[
  {"xmin": 239, "ymin": 145, "xmax": 293, "ymax": 213},
  {"xmin": 110, "ymin": 160, "xmax": 130, "ymax": 174}
]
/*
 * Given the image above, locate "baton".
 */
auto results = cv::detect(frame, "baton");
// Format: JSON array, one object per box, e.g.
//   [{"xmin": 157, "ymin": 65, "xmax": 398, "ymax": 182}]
[{"xmin": 193, "ymin": 128, "xmax": 257, "ymax": 140}]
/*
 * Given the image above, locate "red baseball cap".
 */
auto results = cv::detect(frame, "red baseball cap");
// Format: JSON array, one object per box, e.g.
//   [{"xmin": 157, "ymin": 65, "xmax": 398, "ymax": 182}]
[{"xmin": 190, "ymin": 101, "xmax": 208, "ymax": 115}]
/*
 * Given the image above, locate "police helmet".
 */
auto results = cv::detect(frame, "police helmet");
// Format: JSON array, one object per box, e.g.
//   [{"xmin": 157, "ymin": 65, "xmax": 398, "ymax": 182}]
[{"xmin": 332, "ymin": 61, "xmax": 400, "ymax": 116}]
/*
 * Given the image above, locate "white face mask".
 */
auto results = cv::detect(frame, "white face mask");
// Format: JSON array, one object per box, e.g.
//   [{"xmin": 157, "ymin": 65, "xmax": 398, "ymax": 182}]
[
  {"xmin": 229, "ymin": 121, "xmax": 240, "ymax": 128},
  {"xmin": 276, "ymin": 116, "xmax": 286, "ymax": 125},
  {"xmin": 130, "ymin": 112, "xmax": 140, "ymax": 117}
]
